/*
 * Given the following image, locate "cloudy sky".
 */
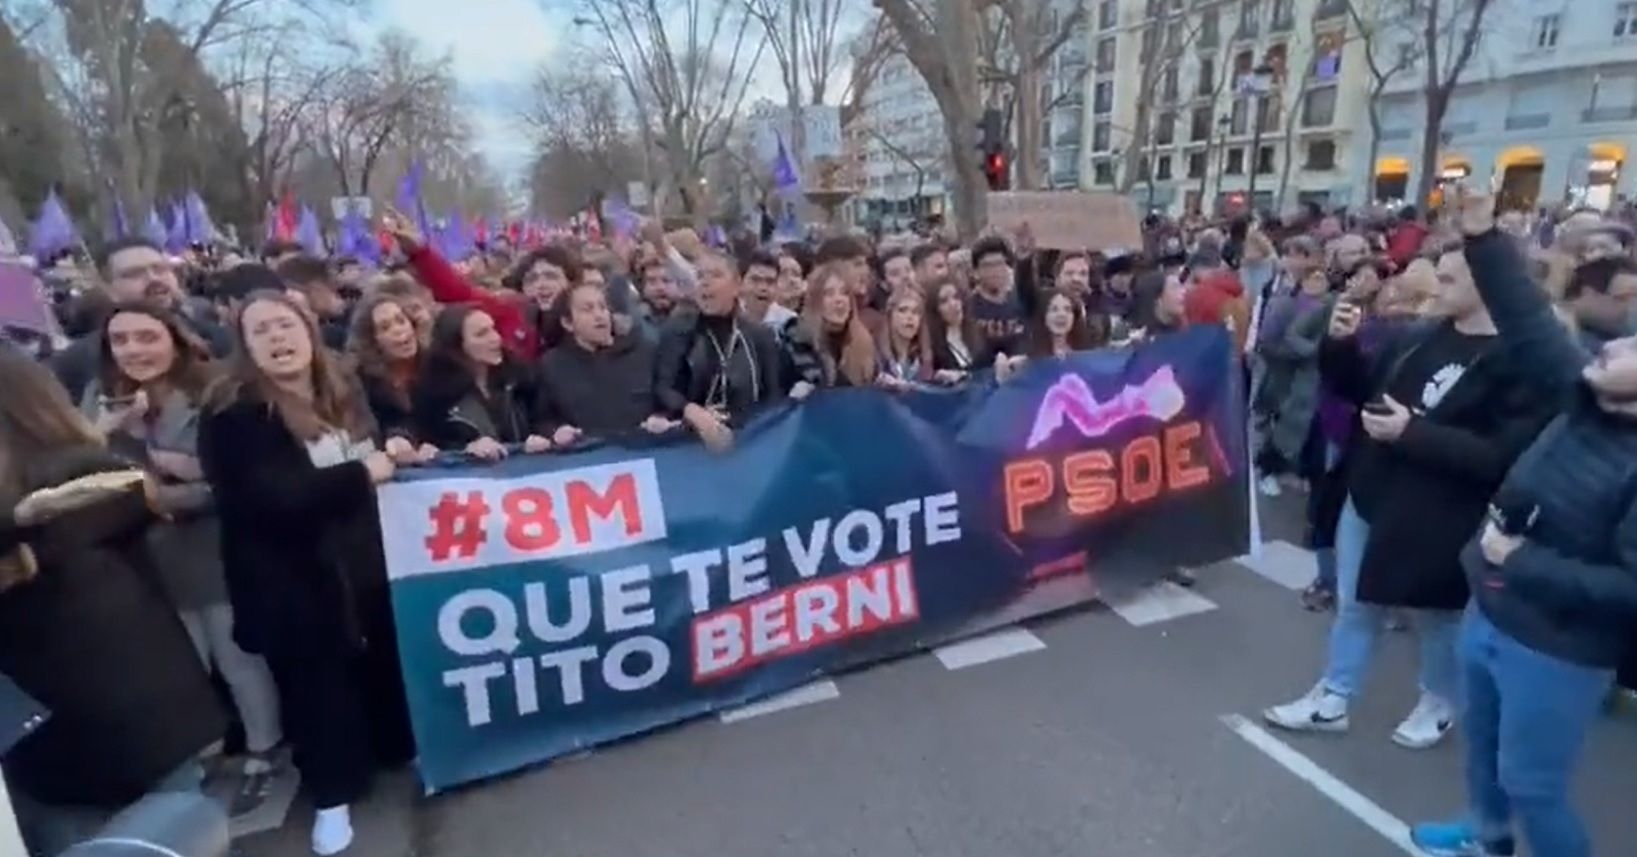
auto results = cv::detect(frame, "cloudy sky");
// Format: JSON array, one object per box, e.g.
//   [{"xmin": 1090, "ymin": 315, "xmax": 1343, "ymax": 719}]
[{"xmin": 374, "ymin": 0, "xmax": 568, "ymax": 180}]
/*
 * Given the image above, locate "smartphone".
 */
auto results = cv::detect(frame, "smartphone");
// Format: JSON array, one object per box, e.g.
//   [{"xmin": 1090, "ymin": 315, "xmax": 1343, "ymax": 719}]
[{"xmin": 1363, "ymin": 398, "xmax": 1393, "ymax": 416}]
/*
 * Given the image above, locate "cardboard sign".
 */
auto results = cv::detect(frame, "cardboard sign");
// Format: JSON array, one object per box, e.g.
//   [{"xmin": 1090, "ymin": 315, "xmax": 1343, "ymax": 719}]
[{"xmin": 987, "ymin": 192, "xmax": 1143, "ymax": 252}]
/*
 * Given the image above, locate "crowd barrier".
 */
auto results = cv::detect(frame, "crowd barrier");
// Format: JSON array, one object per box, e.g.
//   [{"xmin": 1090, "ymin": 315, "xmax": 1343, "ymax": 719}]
[{"xmin": 377, "ymin": 326, "xmax": 1252, "ymax": 792}]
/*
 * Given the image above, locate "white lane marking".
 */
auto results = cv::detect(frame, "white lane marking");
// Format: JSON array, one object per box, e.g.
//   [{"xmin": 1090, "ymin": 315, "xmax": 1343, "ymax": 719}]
[
  {"xmin": 1236, "ymin": 540, "xmax": 1319, "ymax": 591},
  {"xmin": 932, "ymin": 627, "xmax": 1047, "ymax": 670},
  {"xmin": 1221, "ymin": 714, "xmax": 1420, "ymax": 855},
  {"xmin": 718, "ymin": 680, "xmax": 840, "ymax": 724},
  {"xmin": 1104, "ymin": 581, "xmax": 1218, "ymax": 627}
]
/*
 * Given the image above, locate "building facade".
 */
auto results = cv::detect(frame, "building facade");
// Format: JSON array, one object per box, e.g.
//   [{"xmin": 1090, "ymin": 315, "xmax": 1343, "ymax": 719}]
[
  {"xmin": 1083, "ymin": 0, "xmax": 1370, "ymax": 216},
  {"xmin": 849, "ymin": 51, "xmax": 952, "ymax": 229},
  {"xmin": 1358, "ymin": 0, "xmax": 1637, "ymax": 210}
]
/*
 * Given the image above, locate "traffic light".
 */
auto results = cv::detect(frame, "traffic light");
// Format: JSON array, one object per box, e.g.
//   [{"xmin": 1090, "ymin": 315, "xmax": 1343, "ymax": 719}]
[
  {"xmin": 984, "ymin": 150, "xmax": 1010, "ymax": 191},
  {"xmin": 976, "ymin": 107, "xmax": 1009, "ymax": 191}
]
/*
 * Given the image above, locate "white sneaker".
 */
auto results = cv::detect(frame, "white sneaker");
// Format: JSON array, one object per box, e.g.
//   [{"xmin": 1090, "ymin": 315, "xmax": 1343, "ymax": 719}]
[
  {"xmin": 312, "ymin": 805, "xmax": 354, "ymax": 856},
  {"xmin": 1257, "ymin": 475, "xmax": 1283, "ymax": 497},
  {"xmin": 1263, "ymin": 685, "xmax": 1350, "ymax": 733},
  {"xmin": 1392, "ymin": 692, "xmax": 1455, "ymax": 749}
]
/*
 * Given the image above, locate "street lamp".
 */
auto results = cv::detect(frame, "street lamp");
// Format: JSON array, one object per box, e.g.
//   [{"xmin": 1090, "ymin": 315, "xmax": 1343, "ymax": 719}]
[{"xmin": 1241, "ymin": 63, "xmax": 1276, "ymax": 211}]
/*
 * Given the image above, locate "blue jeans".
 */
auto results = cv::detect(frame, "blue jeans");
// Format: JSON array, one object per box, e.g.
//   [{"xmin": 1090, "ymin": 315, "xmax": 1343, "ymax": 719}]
[
  {"xmin": 1319, "ymin": 498, "xmax": 1460, "ymax": 700},
  {"xmin": 1460, "ymin": 607, "xmax": 1612, "ymax": 857},
  {"xmin": 1309, "ymin": 443, "xmax": 1343, "ymax": 592}
]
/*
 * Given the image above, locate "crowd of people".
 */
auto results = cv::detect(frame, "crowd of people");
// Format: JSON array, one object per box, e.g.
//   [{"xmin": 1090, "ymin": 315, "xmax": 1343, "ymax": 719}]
[{"xmin": 0, "ymin": 190, "xmax": 1633, "ymax": 857}]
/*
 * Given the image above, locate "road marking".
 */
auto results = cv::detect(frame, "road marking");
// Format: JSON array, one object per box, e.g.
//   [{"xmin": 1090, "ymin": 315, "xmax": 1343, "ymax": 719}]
[
  {"xmin": 933, "ymin": 627, "xmax": 1047, "ymax": 670},
  {"xmin": 718, "ymin": 680, "xmax": 840, "ymax": 724},
  {"xmin": 1220, "ymin": 714, "xmax": 1420, "ymax": 855},
  {"xmin": 1236, "ymin": 540, "xmax": 1319, "ymax": 591},
  {"xmin": 1104, "ymin": 581, "xmax": 1218, "ymax": 627}
]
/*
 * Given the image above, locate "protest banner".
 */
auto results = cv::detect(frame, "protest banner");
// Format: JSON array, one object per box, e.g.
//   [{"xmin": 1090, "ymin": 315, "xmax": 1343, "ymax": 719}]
[
  {"xmin": 986, "ymin": 191, "xmax": 1144, "ymax": 252},
  {"xmin": 377, "ymin": 327, "xmax": 1249, "ymax": 792}
]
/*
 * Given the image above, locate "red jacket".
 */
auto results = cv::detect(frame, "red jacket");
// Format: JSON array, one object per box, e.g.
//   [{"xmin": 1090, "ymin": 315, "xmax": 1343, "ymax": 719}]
[
  {"xmin": 1185, "ymin": 268, "xmax": 1249, "ymax": 353},
  {"xmin": 405, "ymin": 245, "xmax": 539, "ymax": 360},
  {"xmin": 1386, "ymin": 222, "xmax": 1429, "ymax": 270}
]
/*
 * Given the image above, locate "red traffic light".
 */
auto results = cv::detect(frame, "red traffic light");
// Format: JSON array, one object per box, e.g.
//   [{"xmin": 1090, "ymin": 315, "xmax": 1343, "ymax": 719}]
[{"xmin": 984, "ymin": 151, "xmax": 1009, "ymax": 190}]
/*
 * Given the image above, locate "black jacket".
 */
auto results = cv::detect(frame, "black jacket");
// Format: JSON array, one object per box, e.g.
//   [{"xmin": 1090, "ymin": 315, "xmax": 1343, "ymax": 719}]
[
  {"xmin": 198, "ymin": 397, "xmax": 388, "ymax": 660},
  {"xmin": 654, "ymin": 308, "xmax": 786, "ymax": 423},
  {"xmin": 360, "ymin": 370, "xmax": 416, "ymax": 442},
  {"xmin": 0, "ymin": 448, "xmax": 225, "ymax": 806},
  {"xmin": 536, "ymin": 335, "xmax": 660, "ymax": 438},
  {"xmin": 1320, "ymin": 320, "xmax": 1552, "ymax": 610},
  {"xmin": 412, "ymin": 360, "xmax": 539, "ymax": 450},
  {"xmin": 1459, "ymin": 230, "xmax": 1637, "ymax": 668}
]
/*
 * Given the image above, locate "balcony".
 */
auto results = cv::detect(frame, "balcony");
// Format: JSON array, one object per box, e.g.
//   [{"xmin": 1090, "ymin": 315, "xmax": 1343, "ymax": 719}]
[
  {"xmin": 1314, "ymin": 0, "xmax": 1347, "ymax": 20},
  {"xmin": 1377, "ymin": 128, "xmax": 1412, "ymax": 141},
  {"xmin": 1235, "ymin": 22, "xmax": 1259, "ymax": 41},
  {"xmin": 1443, "ymin": 120, "xmax": 1478, "ymax": 138},
  {"xmin": 1583, "ymin": 105, "xmax": 1637, "ymax": 123},
  {"xmin": 1503, "ymin": 113, "xmax": 1550, "ymax": 131}
]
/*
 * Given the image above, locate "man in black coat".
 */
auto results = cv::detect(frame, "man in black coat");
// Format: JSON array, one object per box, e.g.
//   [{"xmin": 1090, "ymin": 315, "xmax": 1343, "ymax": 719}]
[
  {"xmin": 1410, "ymin": 192, "xmax": 1637, "ymax": 857},
  {"xmin": 1263, "ymin": 239, "xmax": 1552, "ymax": 753}
]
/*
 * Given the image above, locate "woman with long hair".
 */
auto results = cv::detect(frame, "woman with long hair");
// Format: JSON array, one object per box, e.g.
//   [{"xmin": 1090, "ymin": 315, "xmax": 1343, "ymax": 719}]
[
  {"xmin": 997, "ymin": 288, "xmax": 1102, "ymax": 382},
  {"xmin": 198, "ymin": 291, "xmax": 409, "ymax": 856},
  {"xmin": 84, "ymin": 302, "xmax": 284, "ymax": 779},
  {"xmin": 0, "ymin": 349, "xmax": 224, "ymax": 856},
  {"xmin": 348, "ymin": 293, "xmax": 436, "ymax": 462},
  {"xmin": 875, "ymin": 285, "xmax": 934, "ymax": 388},
  {"xmin": 925, "ymin": 280, "xmax": 986, "ymax": 383},
  {"xmin": 786, "ymin": 262, "xmax": 878, "ymax": 395},
  {"xmin": 412, "ymin": 305, "xmax": 550, "ymax": 459}
]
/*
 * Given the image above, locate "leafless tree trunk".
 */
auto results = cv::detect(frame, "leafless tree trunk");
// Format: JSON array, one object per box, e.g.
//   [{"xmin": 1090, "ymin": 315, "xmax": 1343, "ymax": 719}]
[
  {"xmin": 875, "ymin": 0, "xmax": 986, "ymax": 239},
  {"xmin": 1412, "ymin": 0, "xmax": 1493, "ymax": 206},
  {"xmin": 1345, "ymin": 1, "xmax": 1419, "ymax": 204}
]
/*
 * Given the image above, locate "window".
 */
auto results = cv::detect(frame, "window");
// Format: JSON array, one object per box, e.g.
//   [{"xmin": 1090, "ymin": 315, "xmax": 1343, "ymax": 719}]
[
  {"xmin": 1226, "ymin": 147, "xmax": 1245, "ymax": 174},
  {"xmin": 1305, "ymin": 139, "xmax": 1337, "ymax": 170},
  {"xmin": 1096, "ymin": 37, "xmax": 1117, "ymax": 71},
  {"xmin": 1188, "ymin": 151, "xmax": 1207, "ymax": 178},
  {"xmin": 1230, "ymin": 97, "xmax": 1248, "ymax": 133},
  {"xmin": 1141, "ymin": 26, "xmax": 1159, "ymax": 58},
  {"xmin": 1166, "ymin": 20, "xmax": 1184, "ymax": 52},
  {"xmin": 1200, "ymin": 9, "xmax": 1220, "ymax": 45},
  {"xmin": 1302, "ymin": 86, "xmax": 1337, "ymax": 127},
  {"xmin": 1534, "ymin": 14, "xmax": 1560, "ymax": 49},
  {"xmin": 1271, "ymin": 0, "xmax": 1294, "ymax": 29},
  {"xmin": 1256, "ymin": 145, "xmax": 1275, "ymax": 174},
  {"xmin": 1156, "ymin": 111, "xmax": 1177, "ymax": 144},
  {"xmin": 1157, "ymin": 154, "xmax": 1174, "ymax": 180},
  {"xmin": 1093, "ymin": 119, "xmax": 1112, "ymax": 151},
  {"xmin": 1138, "ymin": 156, "xmax": 1151, "ymax": 181},
  {"xmin": 1093, "ymin": 159, "xmax": 1116, "ymax": 185},
  {"xmin": 1197, "ymin": 56, "xmax": 1216, "ymax": 96},
  {"xmin": 1094, "ymin": 80, "xmax": 1115, "ymax": 113},
  {"xmin": 1238, "ymin": 0, "xmax": 1260, "ymax": 36},
  {"xmin": 1396, "ymin": 41, "xmax": 1418, "ymax": 69},
  {"xmin": 1163, "ymin": 67, "xmax": 1180, "ymax": 102},
  {"xmin": 1099, "ymin": 0, "xmax": 1118, "ymax": 30},
  {"xmin": 1618, "ymin": 4, "xmax": 1637, "ymax": 39},
  {"xmin": 1191, "ymin": 106, "xmax": 1213, "ymax": 140}
]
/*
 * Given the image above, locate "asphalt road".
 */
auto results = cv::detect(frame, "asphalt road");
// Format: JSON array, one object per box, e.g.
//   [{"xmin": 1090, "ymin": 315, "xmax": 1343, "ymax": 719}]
[{"xmin": 241, "ymin": 494, "xmax": 1637, "ymax": 857}]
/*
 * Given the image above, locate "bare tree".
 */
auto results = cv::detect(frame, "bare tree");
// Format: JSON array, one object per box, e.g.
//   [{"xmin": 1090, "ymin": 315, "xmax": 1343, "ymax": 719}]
[
  {"xmin": 569, "ymin": 0, "xmax": 769, "ymax": 227},
  {"xmin": 521, "ymin": 55, "xmax": 646, "ymax": 215},
  {"xmin": 743, "ymin": 0, "xmax": 851, "ymax": 170},
  {"xmin": 974, "ymin": 0, "xmax": 1086, "ymax": 190},
  {"xmin": 1344, "ymin": 0, "xmax": 1420, "ymax": 204},
  {"xmin": 1408, "ymin": 0, "xmax": 1494, "ymax": 205},
  {"xmin": 837, "ymin": 15, "xmax": 900, "ymax": 128},
  {"xmin": 864, "ymin": 126, "xmax": 944, "ymax": 210},
  {"xmin": 302, "ymin": 30, "xmax": 458, "ymax": 197},
  {"xmin": 873, "ymin": 0, "xmax": 986, "ymax": 239},
  {"xmin": 1118, "ymin": 5, "xmax": 1204, "ymax": 200},
  {"xmin": 25, "ymin": 0, "xmax": 358, "ymax": 212}
]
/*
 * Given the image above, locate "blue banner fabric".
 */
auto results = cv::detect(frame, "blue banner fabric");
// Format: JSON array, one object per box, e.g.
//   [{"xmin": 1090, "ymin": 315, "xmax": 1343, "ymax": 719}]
[{"xmin": 376, "ymin": 327, "xmax": 1250, "ymax": 791}]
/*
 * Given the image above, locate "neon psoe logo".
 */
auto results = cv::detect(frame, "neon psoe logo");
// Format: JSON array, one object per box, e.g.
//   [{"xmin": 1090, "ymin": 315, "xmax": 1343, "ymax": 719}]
[{"xmin": 1024, "ymin": 366, "xmax": 1187, "ymax": 450}]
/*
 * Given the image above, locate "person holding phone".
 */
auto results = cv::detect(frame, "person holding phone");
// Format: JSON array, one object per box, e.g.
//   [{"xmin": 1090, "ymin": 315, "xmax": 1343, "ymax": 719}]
[
  {"xmin": 1264, "ymin": 238, "xmax": 1552, "ymax": 756},
  {"xmin": 1410, "ymin": 191, "xmax": 1637, "ymax": 857}
]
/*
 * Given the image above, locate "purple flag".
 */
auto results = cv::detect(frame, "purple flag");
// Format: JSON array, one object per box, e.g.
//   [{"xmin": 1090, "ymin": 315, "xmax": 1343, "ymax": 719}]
[
  {"xmin": 394, "ymin": 161, "xmax": 431, "ymax": 238},
  {"xmin": 142, "ymin": 207, "xmax": 169, "ymax": 249},
  {"xmin": 605, "ymin": 199, "xmax": 640, "ymax": 239},
  {"xmin": 184, "ymin": 191, "xmax": 216, "ymax": 245},
  {"xmin": 295, "ymin": 205, "xmax": 324, "ymax": 256},
  {"xmin": 165, "ymin": 201, "xmax": 189, "ymax": 253},
  {"xmin": 339, "ymin": 205, "xmax": 380, "ymax": 266},
  {"xmin": 772, "ymin": 134, "xmax": 801, "ymax": 191},
  {"xmin": 28, "ymin": 191, "xmax": 80, "ymax": 261},
  {"xmin": 0, "ymin": 260, "xmax": 57, "ymax": 335}
]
